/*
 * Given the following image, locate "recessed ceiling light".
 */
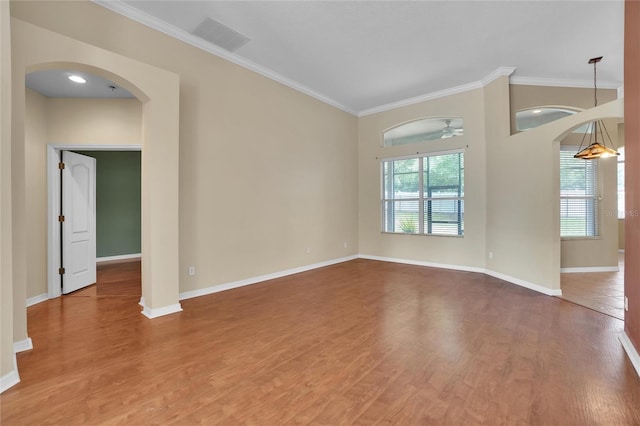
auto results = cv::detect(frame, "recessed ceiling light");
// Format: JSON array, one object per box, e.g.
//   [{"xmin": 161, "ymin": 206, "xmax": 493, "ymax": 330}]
[
  {"xmin": 532, "ymin": 109, "xmax": 542, "ymax": 114},
  {"xmin": 68, "ymin": 75, "xmax": 86, "ymax": 84}
]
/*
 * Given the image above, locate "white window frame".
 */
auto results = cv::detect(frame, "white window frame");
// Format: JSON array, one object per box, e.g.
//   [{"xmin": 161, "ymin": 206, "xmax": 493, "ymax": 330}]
[
  {"xmin": 381, "ymin": 149, "xmax": 464, "ymax": 237},
  {"xmin": 560, "ymin": 147, "xmax": 599, "ymax": 239}
]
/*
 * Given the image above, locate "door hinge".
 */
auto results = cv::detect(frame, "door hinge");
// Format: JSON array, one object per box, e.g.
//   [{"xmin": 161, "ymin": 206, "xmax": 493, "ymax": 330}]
[
  {"xmin": 58, "ymin": 162, "xmax": 65, "ymax": 170},
  {"xmin": 58, "ymin": 267, "xmax": 65, "ymax": 275},
  {"xmin": 58, "ymin": 215, "xmax": 65, "ymax": 222}
]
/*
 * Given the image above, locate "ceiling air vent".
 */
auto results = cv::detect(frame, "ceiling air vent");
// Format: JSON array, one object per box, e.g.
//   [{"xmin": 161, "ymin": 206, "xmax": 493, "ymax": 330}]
[{"xmin": 192, "ymin": 17, "xmax": 250, "ymax": 52}]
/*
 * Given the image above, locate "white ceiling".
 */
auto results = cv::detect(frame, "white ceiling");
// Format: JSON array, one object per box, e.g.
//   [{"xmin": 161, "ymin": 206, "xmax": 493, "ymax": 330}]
[{"xmin": 67, "ymin": 1, "xmax": 624, "ymax": 115}]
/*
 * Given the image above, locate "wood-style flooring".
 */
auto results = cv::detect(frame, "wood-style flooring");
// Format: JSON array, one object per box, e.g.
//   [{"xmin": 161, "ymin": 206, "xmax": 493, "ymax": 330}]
[
  {"xmin": 560, "ymin": 254, "xmax": 625, "ymax": 320},
  {"xmin": 2, "ymin": 259, "xmax": 640, "ymax": 425}
]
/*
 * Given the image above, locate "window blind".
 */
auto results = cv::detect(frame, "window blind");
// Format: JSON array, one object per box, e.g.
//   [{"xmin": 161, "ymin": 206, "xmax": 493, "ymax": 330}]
[{"xmin": 560, "ymin": 148, "xmax": 599, "ymax": 237}]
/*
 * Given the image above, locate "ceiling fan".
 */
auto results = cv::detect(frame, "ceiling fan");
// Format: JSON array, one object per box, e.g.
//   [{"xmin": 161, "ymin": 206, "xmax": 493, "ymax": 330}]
[{"xmin": 440, "ymin": 119, "xmax": 463, "ymax": 139}]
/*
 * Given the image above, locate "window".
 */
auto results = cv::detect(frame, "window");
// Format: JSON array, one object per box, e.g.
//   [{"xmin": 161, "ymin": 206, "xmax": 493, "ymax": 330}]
[
  {"xmin": 618, "ymin": 147, "xmax": 625, "ymax": 219},
  {"xmin": 382, "ymin": 151, "xmax": 464, "ymax": 236},
  {"xmin": 383, "ymin": 117, "xmax": 463, "ymax": 147},
  {"xmin": 560, "ymin": 148, "xmax": 599, "ymax": 237},
  {"xmin": 516, "ymin": 107, "xmax": 590, "ymax": 133}
]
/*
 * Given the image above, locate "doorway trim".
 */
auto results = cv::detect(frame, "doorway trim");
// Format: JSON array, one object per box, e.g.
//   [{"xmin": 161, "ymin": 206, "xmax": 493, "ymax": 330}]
[{"xmin": 47, "ymin": 144, "xmax": 142, "ymax": 298}]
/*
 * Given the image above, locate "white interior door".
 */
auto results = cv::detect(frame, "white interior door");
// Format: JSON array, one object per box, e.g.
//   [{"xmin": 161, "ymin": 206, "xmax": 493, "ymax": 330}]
[{"xmin": 62, "ymin": 151, "xmax": 97, "ymax": 294}]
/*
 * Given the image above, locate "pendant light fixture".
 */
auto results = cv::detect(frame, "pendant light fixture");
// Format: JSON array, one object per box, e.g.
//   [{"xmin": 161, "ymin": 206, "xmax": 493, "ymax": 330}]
[{"xmin": 574, "ymin": 56, "xmax": 619, "ymax": 159}]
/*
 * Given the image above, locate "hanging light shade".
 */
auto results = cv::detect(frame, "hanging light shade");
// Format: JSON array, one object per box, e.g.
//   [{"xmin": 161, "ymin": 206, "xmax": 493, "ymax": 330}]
[
  {"xmin": 574, "ymin": 120, "xmax": 620, "ymax": 159},
  {"xmin": 574, "ymin": 56, "xmax": 619, "ymax": 160}
]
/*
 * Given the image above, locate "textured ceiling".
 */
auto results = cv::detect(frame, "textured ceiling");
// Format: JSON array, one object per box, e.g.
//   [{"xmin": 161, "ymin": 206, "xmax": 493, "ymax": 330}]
[{"xmin": 77, "ymin": 1, "xmax": 624, "ymax": 115}]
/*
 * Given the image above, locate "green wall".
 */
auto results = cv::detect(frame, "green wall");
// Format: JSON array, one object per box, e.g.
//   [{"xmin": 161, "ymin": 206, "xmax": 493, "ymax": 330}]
[{"xmin": 75, "ymin": 151, "xmax": 141, "ymax": 258}]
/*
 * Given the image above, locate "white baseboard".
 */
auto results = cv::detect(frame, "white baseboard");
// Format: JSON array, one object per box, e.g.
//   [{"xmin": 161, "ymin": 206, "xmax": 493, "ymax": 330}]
[
  {"xmin": 26, "ymin": 293, "xmax": 48, "ymax": 307},
  {"xmin": 560, "ymin": 266, "xmax": 620, "ymax": 273},
  {"xmin": 359, "ymin": 253, "xmax": 562, "ymax": 297},
  {"xmin": 484, "ymin": 269, "xmax": 562, "ymax": 296},
  {"xmin": 179, "ymin": 255, "xmax": 359, "ymax": 301},
  {"xmin": 177, "ymin": 253, "xmax": 561, "ymax": 307},
  {"xmin": 358, "ymin": 254, "xmax": 485, "ymax": 274},
  {"xmin": 13, "ymin": 338, "xmax": 33, "ymax": 353},
  {"xmin": 97, "ymin": 253, "xmax": 141, "ymax": 263},
  {"xmin": 140, "ymin": 302, "xmax": 183, "ymax": 319},
  {"xmin": 619, "ymin": 331, "xmax": 640, "ymax": 378},
  {"xmin": 0, "ymin": 356, "xmax": 20, "ymax": 394}
]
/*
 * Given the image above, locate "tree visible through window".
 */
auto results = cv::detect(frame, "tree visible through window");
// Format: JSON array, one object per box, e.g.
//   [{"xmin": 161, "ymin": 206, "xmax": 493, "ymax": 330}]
[
  {"xmin": 382, "ymin": 151, "xmax": 464, "ymax": 236},
  {"xmin": 560, "ymin": 148, "xmax": 599, "ymax": 237}
]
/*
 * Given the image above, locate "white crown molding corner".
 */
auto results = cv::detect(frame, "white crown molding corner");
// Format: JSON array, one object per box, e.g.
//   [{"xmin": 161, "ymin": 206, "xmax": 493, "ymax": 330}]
[
  {"xmin": 13, "ymin": 338, "xmax": 33, "ymax": 353},
  {"xmin": 619, "ymin": 332, "xmax": 640, "ymax": 378},
  {"xmin": 141, "ymin": 302, "xmax": 183, "ymax": 319},
  {"xmin": 481, "ymin": 66, "xmax": 517, "ymax": 86},
  {"xmin": 26, "ymin": 293, "xmax": 48, "ymax": 307},
  {"xmin": 179, "ymin": 255, "xmax": 359, "ymax": 301},
  {"xmin": 359, "ymin": 67, "xmax": 516, "ymax": 117},
  {"xmin": 0, "ymin": 359, "xmax": 20, "ymax": 394},
  {"xmin": 91, "ymin": 0, "xmax": 357, "ymax": 116}
]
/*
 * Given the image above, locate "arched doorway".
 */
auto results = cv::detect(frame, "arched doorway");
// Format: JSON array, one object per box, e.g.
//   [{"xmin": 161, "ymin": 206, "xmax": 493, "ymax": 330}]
[
  {"xmin": 550, "ymin": 101, "xmax": 625, "ymax": 318},
  {"xmin": 10, "ymin": 16, "xmax": 182, "ymax": 360}
]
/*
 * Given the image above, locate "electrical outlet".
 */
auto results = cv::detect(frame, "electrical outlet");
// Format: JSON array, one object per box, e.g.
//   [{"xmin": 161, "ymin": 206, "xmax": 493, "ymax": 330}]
[
  {"xmin": 625, "ymin": 296, "xmax": 629, "ymax": 311},
  {"xmin": 344, "ymin": 242, "xmax": 348, "ymax": 248},
  {"xmin": 489, "ymin": 251, "xmax": 493, "ymax": 260},
  {"xmin": 306, "ymin": 247, "xmax": 311, "ymax": 254},
  {"xmin": 188, "ymin": 266, "xmax": 196, "ymax": 276}
]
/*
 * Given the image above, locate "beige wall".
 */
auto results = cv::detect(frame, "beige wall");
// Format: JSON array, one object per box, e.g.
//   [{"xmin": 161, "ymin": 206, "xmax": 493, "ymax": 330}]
[
  {"xmin": 1, "ymin": 0, "xmax": 16, "ymax": 384},
  {"xmin": 619, "ymin": 220, "xmax": 625, "ymax": 251},
  {"xmin": 510, "ymin": 84, "xmax": 618, "ymax": 134},
  {"xmin": 499, "ymin": 99, "xmax": 623, "ymax": 290},
  {"xmin": 358, "ymin": 87, "xmax": 487, "ymax": 269},
  {"xmin": 10, "ymin": 1, "xmax": 359, "ymax": 300},
  {"xmin": 47, "ymin": 97, "xmax": 142, "ymax": 145},
  {"xmin": 24, "ymin": 89, "xmax": 47, "ymax": 300},
  {"xmin": 24, "ymin": 89, "xmax": 142, "ymax": 299},
  {"xmin": 510, "ymin": 85, "xmax": 621, "ymax": 270},
  {"xmin": 484, "ymin": 77, "xmax": 566, "ymax": 292}
]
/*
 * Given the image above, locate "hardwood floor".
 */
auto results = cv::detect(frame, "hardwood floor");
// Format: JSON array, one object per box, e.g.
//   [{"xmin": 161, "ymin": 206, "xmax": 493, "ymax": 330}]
[
  {"xmin": 560, "ymin": 254, "xmax": 625, "ymax": 320},
  {"xmin": 2, "ymin": 259, "xmax": 640, "ymax": 425}
]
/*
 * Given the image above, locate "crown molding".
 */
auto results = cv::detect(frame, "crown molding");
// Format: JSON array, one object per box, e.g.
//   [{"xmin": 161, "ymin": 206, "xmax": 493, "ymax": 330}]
[
  {"xmin": 91, "ymin": 0, "xmax": 358, "ymax": 116},
  {"xmin": 358, "ymin": 67, "xmax": 516, "ymax": 117},
  {"xmin": 91, "ymin": 1, "xmax": 622, "ymax": 117},
  {"xmin": 510, "ymin": 75, "xmax": 621, "ymax": 90},
  {"xmin": 482, "ymin": 66, "xmax": 517, "ymax": 85}
]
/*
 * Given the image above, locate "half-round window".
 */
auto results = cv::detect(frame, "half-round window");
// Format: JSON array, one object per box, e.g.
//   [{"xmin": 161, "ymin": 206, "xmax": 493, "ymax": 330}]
[
  {"xmin": 516, "ymin": 107, "xmax": 590, "ymax": 133},
  {"xmin": 383, "ymin": 117, "xmax": 463, "ymax": 147}
]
